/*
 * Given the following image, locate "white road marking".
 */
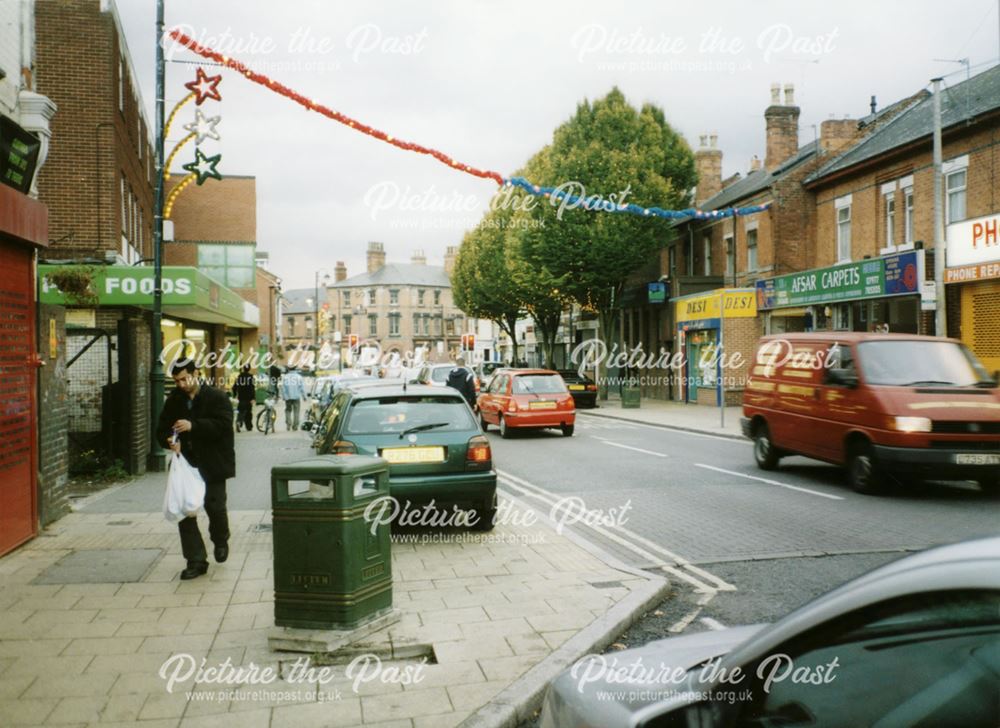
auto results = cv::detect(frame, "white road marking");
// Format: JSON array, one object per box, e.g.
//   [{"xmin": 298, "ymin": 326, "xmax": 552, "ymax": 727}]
[
  {"xmin": 577, "ymin": 413, "xmax": 751, "ymax": 444},
  {"xmin": 700, "ymin": 616, "xmax": 727, "ymax": 631},
  {"xmin": 496, "ymin": 469, "xmax": 735, "ymax": 594},
  {"xmin": 694, "ymin": 463, "xmax": 845, "ymax": 501},
  {"xmin": 669, "ymin": 592, "xmax": 717, "ymax": 633},
  {"xmin": 593, "ymin": 438, "xmax": 668, "ymax": 458}
]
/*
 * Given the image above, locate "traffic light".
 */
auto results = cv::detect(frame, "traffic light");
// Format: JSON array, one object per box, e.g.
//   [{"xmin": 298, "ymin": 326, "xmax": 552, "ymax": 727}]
[
  {"xmin": 461, "ymin": 334, "xmax": 476, "ymax": 351},
  {"xmin": 349, "ymin": 334, "xmax": 359, "ymax": 350}
]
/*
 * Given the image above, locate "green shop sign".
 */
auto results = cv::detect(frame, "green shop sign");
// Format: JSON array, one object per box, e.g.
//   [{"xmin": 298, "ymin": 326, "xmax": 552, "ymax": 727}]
[
  {"xmin": 38, "ymin": 265, "xmax": 257, "ymax": 327},
  {"xmin": 755, "ymin": 250, "xmax": 923, "ymax": 310}
]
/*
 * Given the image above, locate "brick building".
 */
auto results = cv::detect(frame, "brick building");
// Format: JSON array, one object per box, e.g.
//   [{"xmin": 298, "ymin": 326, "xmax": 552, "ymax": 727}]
[
  {"xmin": 0, "ymin": 0, "xmax": 58, "ymax": 556},
  {"xmin": 799, "ymin": 65, "xmax": 1000, "ymax": 376}
]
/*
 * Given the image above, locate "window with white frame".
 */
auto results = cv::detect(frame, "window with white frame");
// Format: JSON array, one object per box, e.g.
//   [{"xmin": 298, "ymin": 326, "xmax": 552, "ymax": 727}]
[
  {"xmin": 305, "ymin": 315, "xmax": 314, "ymax": 331},
  {"xmin": 342, "ymin": 290, "xmax": 350, "ymax": 307},
  {"xmin": 369, "ymin": 315, "xmax": 378, "ymax": 336},
  {"xmin": 389, "ymin": 314, "xmax": 400, "ymax": 336},
  {"xmin": 944, "ymin": 155, "xmax": 968, "ymax": 225},
  {"xmin": 724, "ymin": 235, "xmax": 734, "ymax": 278},
  {"xmin": 903, "ymin": 185, "xmax": 914, "ymax": 246},
  {"xmin": 703, "ymin": 235, "xmax": 712, "ymax": 275},
  {"xmin": 746, "ymin": 228, "xmax": 758, "ymax": 272},
  {"xmin": 835, "ymin": 195, "xmax": 852, "ymax": 262},
  {"xmin": 287, "ymin": 316, "xmax": 295, "ymax": 335},
  {"xmin": 118, "ymin": 56, "xmax": 125, "ymax": 112},
  {"xmin": 882, "ymin": 185, "xmax": 896, "ymax": 252},
  {"xmin": 684, "ymin": 237, "xmax": 694, "ymax": 276},
  {"xmin": 366, "ymin": 289, "xmax": 375, "ymax": 306},
  {"xmin": 389, "ymin": 289, "xmax": 399, "ymax": 305}
]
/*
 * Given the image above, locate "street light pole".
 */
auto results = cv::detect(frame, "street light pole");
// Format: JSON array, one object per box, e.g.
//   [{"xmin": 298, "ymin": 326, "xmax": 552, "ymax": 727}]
[{"xmin": 148, "ymin": 0, "xmax": 167, "ymax": 472}]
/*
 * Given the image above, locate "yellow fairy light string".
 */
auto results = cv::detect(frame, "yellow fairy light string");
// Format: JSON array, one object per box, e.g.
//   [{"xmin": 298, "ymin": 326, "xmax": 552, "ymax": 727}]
[
  {"xmin": 164, "ymin": 173, "xmax": 197, "ymax": 218},
  {"xmin": 164, "ymin": 132, "xmax": 196, "ymax": 181}
]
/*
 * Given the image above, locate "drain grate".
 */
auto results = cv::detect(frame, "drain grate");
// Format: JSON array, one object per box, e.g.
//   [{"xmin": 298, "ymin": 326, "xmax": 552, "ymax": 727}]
[
  {"xmin": 590, "ymin": 580, "xmax": 625, "ymax": 589},
  {"xmin": 250, "ymin": 523, "xmax": 273, "ymax": 532},
  {"xmin": 106, "ymin": 521, "xmax": 133, "ymax": 526}
]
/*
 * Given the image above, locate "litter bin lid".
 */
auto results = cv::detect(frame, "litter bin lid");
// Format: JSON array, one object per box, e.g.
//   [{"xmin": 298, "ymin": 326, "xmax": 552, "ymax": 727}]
[{"xmin": 271, "ymin": 455, "xmax": 387, "ymax": 479}]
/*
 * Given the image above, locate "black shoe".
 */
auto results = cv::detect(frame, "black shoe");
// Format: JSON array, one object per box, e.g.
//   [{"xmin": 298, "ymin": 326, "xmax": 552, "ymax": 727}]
[
  {"xmin": 180, "ymin": 562, "xmax": 208, "ymax": 580},
  {"xmin": 214, "ymin": 545, "xmax": 229, "ymax": 563}
]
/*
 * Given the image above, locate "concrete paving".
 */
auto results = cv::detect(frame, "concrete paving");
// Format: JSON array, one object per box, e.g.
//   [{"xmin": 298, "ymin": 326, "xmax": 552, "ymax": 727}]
[
  {"xmin": 580, "ymin": 396, "xmax": 745, "ymax": 439},
  {"xmin": 0, "ymin": 405, "xmax": 668, "ymax": 727}
]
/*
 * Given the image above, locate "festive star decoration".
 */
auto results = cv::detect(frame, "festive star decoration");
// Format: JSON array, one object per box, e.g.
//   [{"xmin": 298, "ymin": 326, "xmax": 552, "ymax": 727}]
[
  {"xmin": 182, "ymin": 108, "xmax": 222, "ymax": 144},
  {"xmin": 184, "ymin": 67, "xmax": 222, "ymax": 105},
  {"xmin": 181, "ymin": 149, "xmax": 223, "ymax": 185}
]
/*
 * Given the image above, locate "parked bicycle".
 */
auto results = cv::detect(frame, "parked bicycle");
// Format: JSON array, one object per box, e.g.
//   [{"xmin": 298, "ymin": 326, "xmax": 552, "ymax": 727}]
[{"xmin": 256, "ymin": 396, "xmax": 277, "ymax": 435}]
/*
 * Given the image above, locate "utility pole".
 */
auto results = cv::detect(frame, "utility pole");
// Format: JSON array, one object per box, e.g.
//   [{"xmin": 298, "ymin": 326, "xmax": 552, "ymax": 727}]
[
  {"xmin": 932, "ymin": 77, "xmax": 947, "ymax": 337},
  {"xmin": 148, "ymin": 0, "xmax": 166, "ymax": 471}
]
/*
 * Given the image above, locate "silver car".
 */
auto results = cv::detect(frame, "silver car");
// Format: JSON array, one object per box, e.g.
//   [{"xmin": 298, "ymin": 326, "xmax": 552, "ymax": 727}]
[{"xmin": 540, "ymin": 536, "xmax": 1000, "ymax": 727}]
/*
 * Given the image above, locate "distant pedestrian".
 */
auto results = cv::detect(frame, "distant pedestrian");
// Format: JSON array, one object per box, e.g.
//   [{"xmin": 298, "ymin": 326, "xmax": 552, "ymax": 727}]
[
  {"xmin": 281, "ymin": 366, "xmax": 305, "ymax": 430},
  {"xmin": 268, "ymin": 361, "xmax": 282, "ymax": 396},
  {"xmin": 231, "ymin": 365, "xmax": 256, "ymax": 432},
  {"xmin": 446, "ymin": 356, "xmax": 476, "ymax": 408},
  {"xmin": 157, "ymin": 358, "xmax": 235, "ymax": 581}
]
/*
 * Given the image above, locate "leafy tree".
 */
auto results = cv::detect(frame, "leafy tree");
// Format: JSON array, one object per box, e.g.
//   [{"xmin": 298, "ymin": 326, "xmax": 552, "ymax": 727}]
[
  {"xmin": 451, "ymin": 209, "xmax": 525, "ymax": 364},
  {"xmin": 513, "ymin": 88, "xmax": 696, "ymax": 391}
]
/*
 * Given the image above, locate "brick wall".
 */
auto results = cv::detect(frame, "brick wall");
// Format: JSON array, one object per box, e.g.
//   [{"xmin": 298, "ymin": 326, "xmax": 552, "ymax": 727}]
[
  {"xmin": 37, "ymin": 304, "xmax": 70, "ymax": 525},
  {"xmin": 167, "ymin": 176, "xmax": 257, "ymax": 242},
  {"xmin": 35, "ymin": 0, "xmax": 154, "ymax": 262}
]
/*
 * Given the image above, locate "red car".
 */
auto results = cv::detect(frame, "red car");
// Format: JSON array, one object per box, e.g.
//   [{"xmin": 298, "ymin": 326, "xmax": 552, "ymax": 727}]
[{"xmin": 476, "ymin": 369, "xmax": 576, "ymax": 438}]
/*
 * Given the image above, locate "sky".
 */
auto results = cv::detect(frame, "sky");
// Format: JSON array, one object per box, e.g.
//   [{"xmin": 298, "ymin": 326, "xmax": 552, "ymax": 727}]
[{"xmin": 114, "ymin": 0, "xmax": 1000, "ymax": 291}]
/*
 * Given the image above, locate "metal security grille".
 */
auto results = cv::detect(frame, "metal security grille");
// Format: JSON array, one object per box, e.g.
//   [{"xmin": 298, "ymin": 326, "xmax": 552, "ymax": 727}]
[
  {"xmin": 972, "ymin": 288, "xmax": 1000, "ymax": 359},
  {"xmin": 66, "ymin": 329, "xmax": 116, "ymax": 470}
]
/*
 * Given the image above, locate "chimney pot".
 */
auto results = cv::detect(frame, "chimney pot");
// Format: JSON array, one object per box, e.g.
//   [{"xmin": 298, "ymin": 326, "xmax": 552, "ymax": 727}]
[
  {"xmin": 770, "ymin": 83, "xmax": 781, "ymax": 105},
  {"xmin": 709, "ymin": 133, "xmax": 718, "ymax": 148},
  {"xmin": 699, "ymin": 134, "xmax": 707, "ymax": 148},
  {"xmin": 870, "ymin": 95, "xmax": 877, "ymax": 115},
  {"xmin": 783, "ymin": 83, "xmax": 795, "ymax": 106}
]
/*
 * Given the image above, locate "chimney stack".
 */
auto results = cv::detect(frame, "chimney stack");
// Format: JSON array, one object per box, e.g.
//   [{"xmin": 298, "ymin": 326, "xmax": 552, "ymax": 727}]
[
  {"xmin": 366, "ymin": 241, "xmax": 385, "ymax": 273},
  {"xmin": 694, "ymin": 132, "xmax": 722, "ymax": 205},
  {"xmin": 819, "ymin": 118, "xmax": 860, "ymax": 155},
  {"xmin": 444, "ymin": 245, "xmax": 458, "ymax": 276},
  {"xmin": 764, "ymin": 81, "xmax": 800, "ymax": 170},
  {"xmin": 410, "ymin": 249, "xmax": 427, "ymax": 265},
  {"xmin": 749, "ymin": 155, "xmax": 762, "ymax": 172},
  {"xmin": 334, "ymin": 260, "xmax": 347, "ymax": 282}
]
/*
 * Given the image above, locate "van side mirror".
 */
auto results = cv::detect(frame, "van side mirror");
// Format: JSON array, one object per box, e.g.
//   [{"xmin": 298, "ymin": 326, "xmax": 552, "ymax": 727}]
[{"xmin": 827, "ymin": 368, "xmax": 859, "ymax": 388}]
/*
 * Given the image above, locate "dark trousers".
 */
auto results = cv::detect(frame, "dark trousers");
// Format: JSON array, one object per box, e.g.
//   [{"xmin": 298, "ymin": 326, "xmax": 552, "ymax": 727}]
[
  {"xmin": 237, "ymin": 400, "xmax": 253, "ymax": 430},
  {"xmin": 178, "ymin": 479, "xmax": 229, "ymax": 565}
]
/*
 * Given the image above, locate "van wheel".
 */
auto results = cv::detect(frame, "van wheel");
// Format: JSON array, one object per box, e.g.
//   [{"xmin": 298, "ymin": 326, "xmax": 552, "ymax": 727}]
[
  {"xmin": 499, "ymin": 415, "xmax": 510, "ymax": 439},
  {"xmin": 753, "ymin": 422, "xmax": 780, "ymax": 470},
  {"xmin": 561, "ymin": 424, "xmax": 575, "ymax": 437},
  {"xmin": 848, "ymin": 443, "xmax": 885, "ymax": 495}
]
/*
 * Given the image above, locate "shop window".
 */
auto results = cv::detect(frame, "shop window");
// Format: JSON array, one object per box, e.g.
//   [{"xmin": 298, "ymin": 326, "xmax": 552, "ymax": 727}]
[
  {"xmin": 703, "ymin": 235, "xmax": 712, "ymax": 275},
  {"xmin": 836, "ymin": 195, "xmax": 852, "ymax": 263},
  {"xmin": 198, "ymin": 244, "xmax": 256, "ymax": 288},
  {"xmin": 747, "ymin": 228, "xmax": 758, "ymax": 272}
]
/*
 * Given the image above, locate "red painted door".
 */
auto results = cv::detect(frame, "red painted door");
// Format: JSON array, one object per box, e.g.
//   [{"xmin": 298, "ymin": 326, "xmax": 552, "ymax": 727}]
[{"xmin": 0, "ymin": 242, "xmax": 37, "ymax": 556}]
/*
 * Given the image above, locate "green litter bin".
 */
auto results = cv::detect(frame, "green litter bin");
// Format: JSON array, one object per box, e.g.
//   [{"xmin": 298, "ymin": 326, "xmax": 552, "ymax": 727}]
[
  {"xmin": 621, "ymin": 382, "xmax": 641, "ymax": 408},
  {"xmin": 272, "ymin": 455, "xmax": 392, "ymax": 630}
]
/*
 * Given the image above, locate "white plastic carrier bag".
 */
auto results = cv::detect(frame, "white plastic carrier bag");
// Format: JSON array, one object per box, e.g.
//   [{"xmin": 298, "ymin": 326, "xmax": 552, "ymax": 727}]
[{"xmin": 163, "ymin": 451, "xmax": 206, "ymax": 522}]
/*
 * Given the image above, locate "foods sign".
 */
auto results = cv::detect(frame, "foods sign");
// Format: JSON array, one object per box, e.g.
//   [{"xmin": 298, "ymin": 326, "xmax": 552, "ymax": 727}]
[{"xmin": 755, "ymin": 250, "xmax": 922, "ymax": 310}]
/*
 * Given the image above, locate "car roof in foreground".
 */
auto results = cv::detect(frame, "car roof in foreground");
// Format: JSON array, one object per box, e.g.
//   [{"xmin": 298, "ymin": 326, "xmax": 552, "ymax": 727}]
[{"xmin": 349, "ymin": 383, "xmax": 464, "ymax": 400}]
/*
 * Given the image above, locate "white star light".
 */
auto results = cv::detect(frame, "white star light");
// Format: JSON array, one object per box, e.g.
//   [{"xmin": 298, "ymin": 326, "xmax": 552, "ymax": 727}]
[{"xmin": 183, "ymin": 109, "xmax": 222, "ymax": 144}]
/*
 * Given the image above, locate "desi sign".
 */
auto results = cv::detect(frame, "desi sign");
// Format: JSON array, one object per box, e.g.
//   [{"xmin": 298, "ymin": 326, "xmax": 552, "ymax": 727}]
[
  {"xmin": 675, "ymin": 289, "xmax": 757, "ymax": 323},
  {"xmin": 755, "ymin": 250, "xmax": 922, "ymax": 310},
  {"xmin": 946, "ymin": 213, "xmax": 1000, "ymax": 267}
]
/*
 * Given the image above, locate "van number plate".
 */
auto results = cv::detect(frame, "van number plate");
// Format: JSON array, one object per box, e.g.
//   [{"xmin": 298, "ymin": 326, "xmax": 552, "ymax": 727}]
[{"xmin": 954, "ymin": 453, "xmax": 1000, "ymax": 465}]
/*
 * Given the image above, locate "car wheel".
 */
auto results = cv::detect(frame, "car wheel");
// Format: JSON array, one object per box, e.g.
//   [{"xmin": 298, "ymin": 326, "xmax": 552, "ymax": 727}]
[
  {"xmin": 848, "ymin": 442, "xmax": 885, "ymax": 495},
  {"xmin": 978, "ymin": 477, "xmax": 1000, "ymax": 496},
  {"xmin": 480, "ymin": 411, "xmax": 490, "ymax": 432},
  {"xmin": 753, "ymin": 422, "xmax": 780, "ymax": 470},
  {"xmin": 472, "ymin": 502, "xmax": 496, "ymax": 531},
  {"xmin": 499, "ymin": 415, "xmax": 510, "ymax": 439},
  {"xmin": 561, "ymin": 424, "xmax": 574, "ymax": 437}
]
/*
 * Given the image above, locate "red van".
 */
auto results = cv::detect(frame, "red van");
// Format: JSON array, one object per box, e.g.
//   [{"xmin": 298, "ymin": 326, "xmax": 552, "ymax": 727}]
[{"xmin": 742, "ymin": 333, "xmax": 1000, "ymax": 495}]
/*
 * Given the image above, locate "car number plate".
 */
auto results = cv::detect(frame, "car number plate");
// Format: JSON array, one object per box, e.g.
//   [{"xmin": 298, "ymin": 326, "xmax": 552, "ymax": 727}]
[
  {"xmin": 380, "ymin": 446, "xmax": 446, "ymax": 464},
  {"xmin": 568, "ymin": 384, "xmax": 584, "ymax": 391},
  {"xmin": 954, "ymin": 453, "xmax": 1000, "ymax": 465},
  {"xmin": 529, "ymin": 401, "xmax": 557, "ymax": 410}
]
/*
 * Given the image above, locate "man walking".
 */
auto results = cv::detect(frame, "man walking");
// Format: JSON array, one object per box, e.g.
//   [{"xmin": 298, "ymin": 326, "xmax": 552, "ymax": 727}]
[
  {"xmin": 281, "ymin": 365, "xmax": 305, "ymax": 431},
  {"xmin": 231, "ymin": 365, "xmax": 256, "ymax": 432},
  {"xmin": 157, "ymin": 358, "xmax": 235, "ymax": 580},
  {"xmin": 446, "ymin": 356, "xmax": 477, "ymax": 408}
]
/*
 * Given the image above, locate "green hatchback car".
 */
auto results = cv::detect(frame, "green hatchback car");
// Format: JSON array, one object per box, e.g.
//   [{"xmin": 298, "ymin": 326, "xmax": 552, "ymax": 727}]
[{"xmin": 313, "ymin": 383, "xmax": 497, "ymax": 530}]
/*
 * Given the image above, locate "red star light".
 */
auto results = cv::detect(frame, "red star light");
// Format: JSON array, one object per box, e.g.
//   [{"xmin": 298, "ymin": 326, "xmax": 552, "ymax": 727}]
[{"xmin": 184, "ymin": 67, "xmax": 222, "ymax": 105}]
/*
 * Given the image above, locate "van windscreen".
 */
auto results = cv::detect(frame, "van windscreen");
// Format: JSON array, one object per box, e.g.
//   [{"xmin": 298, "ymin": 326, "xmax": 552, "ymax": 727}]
[{"xmin": 857, "ymin": 341, "xmax": 994, "ymax": 387}]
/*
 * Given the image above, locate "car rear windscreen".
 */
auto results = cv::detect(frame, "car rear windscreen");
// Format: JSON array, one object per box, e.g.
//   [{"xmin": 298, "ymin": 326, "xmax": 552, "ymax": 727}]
[
  {"xmin": 513, "ymin": 375, "xmax": 568, "ymax": 394},
  {"xmin": 431, "ymin": 367, "xmax": 452, "ymax": 382},
  {"xmin": 344, "ymin": 396, "xmax": 476, "ymax": 434}
]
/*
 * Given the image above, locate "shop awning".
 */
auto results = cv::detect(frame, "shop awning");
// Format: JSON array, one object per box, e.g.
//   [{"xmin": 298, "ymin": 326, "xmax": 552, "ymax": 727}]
[{"xmin": 38, "ymin": 265, "xmax": 259, "ymax": 328}]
